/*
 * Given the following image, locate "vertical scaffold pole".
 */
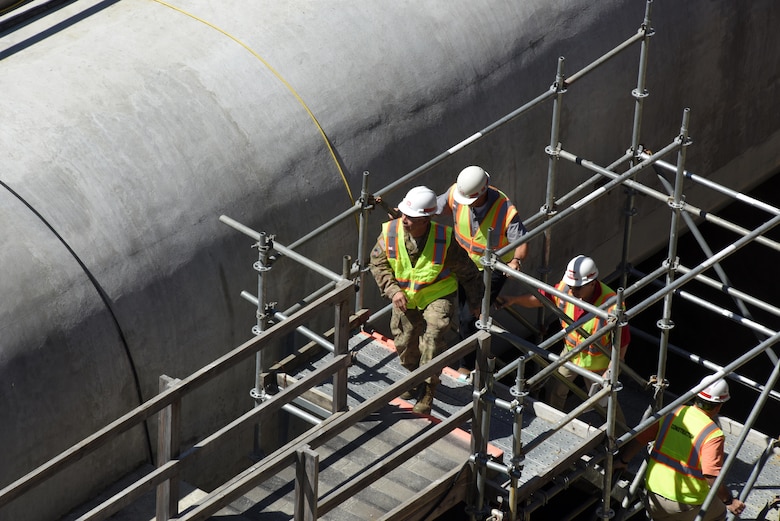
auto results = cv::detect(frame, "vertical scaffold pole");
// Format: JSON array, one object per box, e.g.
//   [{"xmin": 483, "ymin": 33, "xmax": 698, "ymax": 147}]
[
  {"xmin": 620, "ymin": 0, "xmax": 654, "ymax": 289},
  {"xmin": 508, "ymin": 357, "xmax": 528, "ymax": 521},
  {"xmin": 356, "ymin": 171, "xmax": 371, "ymax": 314},
  {"xmin": 251, "ymin": 232, "xmax": 272, "ymax": 455},
  {"xmin": 470, "ymin": 352, "xmax": 495, "ymax": 521},
  {"xmin": 539, "ymin": 56, "xmax": 567, "ymax": 340},
  {"xmin": 654, "ymin": 108, "xmax": 692, "ymax": 411},
  {"xmin": 599, "ymin": 288, "xmax": 625, "ymax": 521}
]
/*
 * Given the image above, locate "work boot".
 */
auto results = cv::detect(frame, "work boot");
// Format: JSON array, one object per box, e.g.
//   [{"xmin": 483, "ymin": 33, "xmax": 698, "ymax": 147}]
[
  {"xmin": 412, "ymin": 383, "xmax": 437, "ymax": 415},
  {"xmin": 399, "ymin": 385, "xmax": 421, "ymax": 401}
]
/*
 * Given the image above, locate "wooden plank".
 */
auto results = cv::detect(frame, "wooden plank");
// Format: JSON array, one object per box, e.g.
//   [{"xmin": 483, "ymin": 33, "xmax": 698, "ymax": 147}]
[
  {"xmin": 375, "ymin": 464, "xmax": 473, "ymax": 521},
  {"xmin": 317, "ymin": 406, "xmax": 472, "ymax": 516},
  {"xmin": 156, "ymin": 376, "xmax": 181, "ymax": 521},
  {"xmin": 0, "ymin": 280, "xmax": 354, "ymax": 508},
  {"xmin": 266, "ymin": 309, "xmax": 370, "ymax": 375},
  {"xmin": 176, "ymin": 334, "xmax": 486, "ymax": 521},
  {"xmin": 294, "ymin": 446, "xmax": 319, "ymax": 521}
]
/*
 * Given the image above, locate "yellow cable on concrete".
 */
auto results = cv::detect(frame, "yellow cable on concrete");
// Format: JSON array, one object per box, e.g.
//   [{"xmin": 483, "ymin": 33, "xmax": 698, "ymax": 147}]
[
  {"xmin": 0, "ymin": 0, "xmax": 30, "ymax": 16},
  {"xmin": 150, "ymin": 0, "xmax": 355, "ymax": 207}
]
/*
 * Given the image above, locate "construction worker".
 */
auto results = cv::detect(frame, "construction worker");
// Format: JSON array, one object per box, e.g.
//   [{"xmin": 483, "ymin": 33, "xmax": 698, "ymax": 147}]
[
  {"xmin": 370, "ymin": 186, "xmax": 484, "ymax": 415},
  {"xmin": 615, "ymin": 376, "xmax": 747, "ymax": 520},
  {"xmin": 502, "ymin": 255, "xmax": 629, "ymax": 418},
  {"xmin": 437, "ymin": 165, "xmax": 529, "ymax": 377}
]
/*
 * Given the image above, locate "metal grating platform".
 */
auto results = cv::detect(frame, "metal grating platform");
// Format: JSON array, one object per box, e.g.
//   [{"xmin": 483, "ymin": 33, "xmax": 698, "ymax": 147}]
[{"xmin": 291, "ymin": 330, "xmax": 780, "ymax": 519}]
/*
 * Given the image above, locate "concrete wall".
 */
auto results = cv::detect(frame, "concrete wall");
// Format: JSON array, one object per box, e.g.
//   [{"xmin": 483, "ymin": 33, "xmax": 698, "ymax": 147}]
[{"xmin": 0, "ymin": 1, "xmax": 778, "ymax": 519}]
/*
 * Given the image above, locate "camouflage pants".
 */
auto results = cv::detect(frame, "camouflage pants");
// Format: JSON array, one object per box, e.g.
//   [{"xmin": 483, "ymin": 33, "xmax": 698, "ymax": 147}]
[{"xmin": 390, "ymin": 293, "xmax": 456, "ymax": 385}]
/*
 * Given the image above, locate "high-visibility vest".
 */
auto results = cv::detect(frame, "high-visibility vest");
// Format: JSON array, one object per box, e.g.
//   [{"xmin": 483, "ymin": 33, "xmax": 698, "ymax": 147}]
[
  {"xmin": 382, "ymin": 219, "xmax": 458, "ymax": 310},
  {"xmin": 554, "ymin": 280, "xmax": 616, "ymax": 371},
  {"xmin": 646, "ymin": 405, "xmax": 723, "ymax": 504},
  {"xmin": 447, "ymin": 185, "xmax": 517, "ymax": 268}
]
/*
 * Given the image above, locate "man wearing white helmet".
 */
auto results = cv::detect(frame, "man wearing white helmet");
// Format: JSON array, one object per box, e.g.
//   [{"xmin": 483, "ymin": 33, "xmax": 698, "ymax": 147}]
[
  {"xmin": 615, "ymin": 375, "xmax": 747, "ymax": 520},
  {"xmin": 370, "ymin": 186, "xmax": 484, "ymax": 415},
  {"xmin": 502, "ymin": 254, "xmax": 630, "ymax": 417},
  {"xmin": 437, "ymin": 165, "xmax": 529, "ymax": 376}
]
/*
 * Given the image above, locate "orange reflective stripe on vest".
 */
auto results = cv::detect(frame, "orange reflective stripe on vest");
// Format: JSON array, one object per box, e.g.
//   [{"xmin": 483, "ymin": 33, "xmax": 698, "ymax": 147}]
[
  {"xmin": 448, "ymin": 185, "xmax": 517, "ymax": 267},
  {"xmin": 555, "ymin": 280, "xmax": 616, "ymax": 371},
  {"xmin": 646, "ymin": 405, "xmax": 723, "ymax": 504}
]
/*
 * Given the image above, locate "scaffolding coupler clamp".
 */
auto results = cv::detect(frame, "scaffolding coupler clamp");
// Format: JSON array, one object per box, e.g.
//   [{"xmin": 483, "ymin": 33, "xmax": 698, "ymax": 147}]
[
  {"xmin": 476, "ymin": 316, "xmax": 493, "ymax": 332},
  {"xmin": 648, "ymin": 374, "xmax": 670, "ymax": 396},
  {"xmin": 545, "ymin": 143, "xmax": 562, "ymax": 159},
  {"xmin": 666, "ymin": 195, "xmax": 686, "ymax": 211},
  {"xmin": 370, "ymin": 194, "xmax": 401, "ymax": 219},
  {"xmin": 541, "ymin": 201, "xmax": 558, "ymax": 218},
  {"xmin": 661, "ymin": 255, "xmax": 680, "ymax": 272}
]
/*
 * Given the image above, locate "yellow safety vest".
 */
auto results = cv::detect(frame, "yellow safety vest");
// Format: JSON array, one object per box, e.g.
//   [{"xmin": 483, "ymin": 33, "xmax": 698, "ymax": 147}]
[
  {"xmin": 447, "ymin": 185, "xmax": 517, "ymax": 268},
  {"xmin": 382, "ymin": 219, "xmax": 458, "ymax": 310},
  {"xmin": 554, "ymin": 281, "xmax": 616, "ymax": 371},
  {"xmin": 646, "ymin": 405, "xmax": 723, "ymax": 504}
]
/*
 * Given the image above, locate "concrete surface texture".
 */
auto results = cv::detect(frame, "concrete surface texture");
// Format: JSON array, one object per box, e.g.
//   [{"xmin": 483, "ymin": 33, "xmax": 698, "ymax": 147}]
[{"xmin": 0, "ymin": 1, "xmax": 778, "ymax": 519}]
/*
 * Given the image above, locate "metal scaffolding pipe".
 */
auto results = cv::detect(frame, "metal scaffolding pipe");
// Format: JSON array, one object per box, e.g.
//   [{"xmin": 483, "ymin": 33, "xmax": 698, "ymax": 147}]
[
  {"xmin": 652, "ymin": 159, "xmax": 780, "ymax": 217},
  {"xmin": 730, "ymin": 438, "xmax": 780, "ymax": 521},
  {"xmin": 565, "ymin": 26, "xmax": 646, "ymax": 85},
  {"xmin": 355, "ymin": 171, "xmax": 372, "ymax": 313},
  {"xmin": 617, "ymin": 328, "xmax": 780, "ymax": 448},
  {"xmin": 655, "ymin": 165, "xmax": 780, "ymax": 363},
  {"xmin": 626, "ymin": 212, "xmax": 780, "ymax": 319},
  {"xmin": 695, "ymin": 358, "xmax": 780, "ymax": 521},
  {"xmin": 373, "ymin": 86, "xmax": 557, "ymax": 199},
  {"xmin": 496, "ymin": 139, "xmax": 682, "ymax": 258},
  {"xmin": 674, "ymin": 265, "xmax": 780, "ymax": 319},
  {"xmin": 629, "ymin": 328, "xmax": 780, "ymax": 404},
  {"xmin": 618, "ymin": 0, "xmax": 654, "ymax": 293}
]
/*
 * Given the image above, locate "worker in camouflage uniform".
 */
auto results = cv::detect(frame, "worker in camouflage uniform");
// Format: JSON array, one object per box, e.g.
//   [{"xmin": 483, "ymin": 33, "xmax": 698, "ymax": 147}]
[{"xmin": 370, "ymin": 186, "xmax": 484, "ymax": 415}]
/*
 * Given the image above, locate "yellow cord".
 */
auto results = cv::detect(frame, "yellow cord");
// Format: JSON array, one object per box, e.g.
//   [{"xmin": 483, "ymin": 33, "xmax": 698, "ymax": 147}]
[
  {"xmin": 0, "ymin": 0, "xmax": 32, "ymax": 16},
  {"xmin": 150, "ymin": 0, "xmax": 355, "ymax": 207}
]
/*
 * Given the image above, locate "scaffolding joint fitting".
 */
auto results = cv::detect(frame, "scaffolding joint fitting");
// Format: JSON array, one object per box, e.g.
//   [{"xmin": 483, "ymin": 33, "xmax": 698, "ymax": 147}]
[
  {"xmin": 253, "ymin": 234, "xmax": 275, "ymax": 251},
  {"xmin": 476, "ymin": 317, "xmax": 493, "ymax": 331},
  {"xmin": 676, "ymin": 133, "xmax": 693, "ymax": 147},
  {"xmin": 509, "ymin": 463, "xmax": 524, "ymax": 480},
  {"xmin": 596, "ymin": 506, "xmax": 616, "ymax": 520},
  {"xmin": 509, "ymin": 385, "xmax": 528, "ymax": 400},
  {"xmin": 253, "ymin": 260, "xmax": 272, "ymax": 272},
  {"xmin": 656, "ymin": 318, "xmax": 674, "ymax": 331},
  {"xmin": 662, "ymin": 256, "xmax": 680, "ymax": 271},
  {"xmin": 360, "ymin": 194, "xmax": 375, "ymax": 211},
  {"xmin": 666, "ymin": 196, "xmax": 686, "ymax": 210},
  {"xmin": 541, "ymin": 202, "xmax": 558, "ymax": 217},
  {"xmin": 631, "ymin": 88, "xmax": 649, "ymax": 100},
  {"xmin": 549, "ymin": 81, "xmax": 568, "ymax": 95},
  {"xmin": 471, "ymin": 451, "xmax": 491, "ymax": 468},
  {"xmin": 479, "ymin": 252, "xmax": 496, "ymax": 270},
  {"xmin": 249, "ymin": 387, "xmax": 268, "ymax": 402},
  {"xmin": 545, "ymin": 144, "xmax": 561, "ymax": 159},
  {"xmin": 649, "ymin": 375, "xmax": 670, "ymax": 396}
]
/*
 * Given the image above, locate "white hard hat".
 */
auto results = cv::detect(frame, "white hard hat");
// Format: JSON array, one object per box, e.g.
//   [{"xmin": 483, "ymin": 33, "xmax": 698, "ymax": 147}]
[
  {"xmin": 453, "ymin": 166, "xmax": 490, "ymax": 205},
  {"xmin": 562, "ymin": 255, "xmax": 599, "ymax": 287},
  {"xmin": 398, "ymin": 186, "xmax": 437, "ymax": 217},
  {"xmin": 697, "ymin": 376, "xmax": 730, "ymax": 403}
]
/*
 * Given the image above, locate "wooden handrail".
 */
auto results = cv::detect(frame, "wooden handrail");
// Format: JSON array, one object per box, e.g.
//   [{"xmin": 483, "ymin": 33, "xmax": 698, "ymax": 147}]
[{"xmin": 0, "ymin": 280, "xmax": 354, "ymax": 511}]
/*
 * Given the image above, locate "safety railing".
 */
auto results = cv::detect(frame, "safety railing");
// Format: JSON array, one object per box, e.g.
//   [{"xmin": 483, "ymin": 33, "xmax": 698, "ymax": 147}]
[
  {"xmin": 5, "ymin": 0, "xmax": 780, "ymax": 519},
  {"xmin": 0, "ymin": 279, "xmax": 358, "ymax": 520}
]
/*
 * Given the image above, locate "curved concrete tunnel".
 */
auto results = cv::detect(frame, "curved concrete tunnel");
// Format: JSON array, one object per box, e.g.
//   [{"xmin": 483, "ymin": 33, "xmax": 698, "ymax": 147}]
[{"xmin": 0, "ymin": 1, "xmax": 778, "ymax": 519}]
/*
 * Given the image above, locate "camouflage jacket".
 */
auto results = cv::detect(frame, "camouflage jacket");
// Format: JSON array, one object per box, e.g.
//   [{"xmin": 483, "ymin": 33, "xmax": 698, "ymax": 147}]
[{"xmin": 369, "ymin": 220, "xmax": 485, "ymax": 310}]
